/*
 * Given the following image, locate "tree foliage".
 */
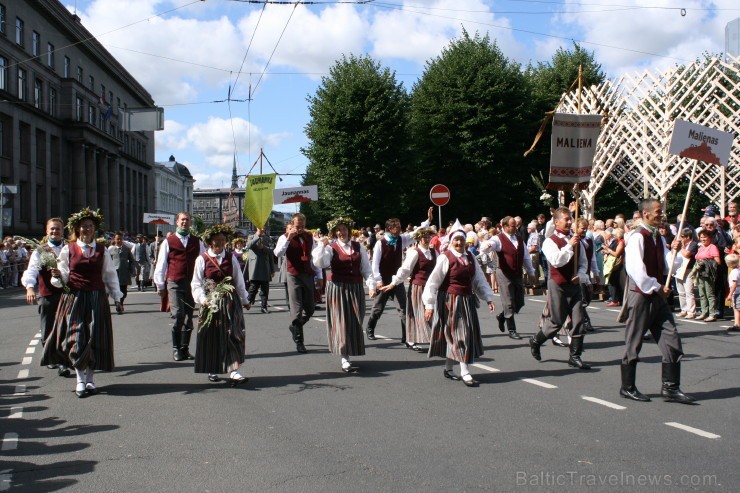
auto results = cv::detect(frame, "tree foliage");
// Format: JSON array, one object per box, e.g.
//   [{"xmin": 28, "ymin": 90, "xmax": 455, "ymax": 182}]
[{"xmin": 300, "ymin": 54, "xmax": 411, "ymax": 230}]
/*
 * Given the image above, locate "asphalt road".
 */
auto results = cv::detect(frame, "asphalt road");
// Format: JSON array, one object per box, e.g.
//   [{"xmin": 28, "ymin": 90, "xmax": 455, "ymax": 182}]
[{"xmin": 1, "ymin": 284, "xmax": 737, "ymax": 492}]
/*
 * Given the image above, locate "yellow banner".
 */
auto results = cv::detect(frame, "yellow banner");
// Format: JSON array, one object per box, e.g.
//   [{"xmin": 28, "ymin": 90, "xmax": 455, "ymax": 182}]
[{"xmin": 243, "ymin": 173, "xmax": 276, "ymax": 229}]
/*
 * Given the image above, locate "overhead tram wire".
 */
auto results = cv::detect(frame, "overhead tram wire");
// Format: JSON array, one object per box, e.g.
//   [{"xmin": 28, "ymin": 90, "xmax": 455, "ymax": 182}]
[{"xmin": 251, "ymin": 3, "xmax": 298, "ymax": 97}]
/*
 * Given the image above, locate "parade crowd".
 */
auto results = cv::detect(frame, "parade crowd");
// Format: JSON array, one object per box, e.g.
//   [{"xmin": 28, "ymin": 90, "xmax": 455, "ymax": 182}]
[{"xmin": 15, "ymin": 200, "xmax": 740, "ymax": 402}]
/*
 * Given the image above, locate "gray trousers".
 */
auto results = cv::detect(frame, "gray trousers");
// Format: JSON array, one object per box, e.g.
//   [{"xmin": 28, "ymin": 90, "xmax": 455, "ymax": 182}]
[
  {"xmin": 622, "ymin": 289, "xmax": 683, "ymax": 365},
  {"xmin": 542, "ymin": 279, "xmax": 584, "ymax": 339},
  {"xmin": 167, "ymin": 279, "xmax": 194, "ymax": 334},
  {"xmin": 39, "ymin": 292, "xmax": 62, "ymax": 342},
  {"xmin": 367, "ymin": 282, "xmax": 406, "ymax": 338},
  {"xmin": 495, "ymin": 270, "xmax": 525, "ymax": 319},
  {"xmin": 287, "ymin": 273, "xmax": 315, "ymax": 327}
]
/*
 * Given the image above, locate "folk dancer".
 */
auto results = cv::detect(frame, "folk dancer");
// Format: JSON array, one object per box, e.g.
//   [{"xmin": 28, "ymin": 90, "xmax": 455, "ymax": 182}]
[
  {"xmin": 246, "ymin": 228, "xmax": 275, "ymax": 313},
  {"xmin": 133, "ymin": 235, "xmax": 150, "ymax": 291},
  {"xmin": 577, "ymin": 218, "xmax": 600, "ymax": 332},
  {"xmin": 108, "ymin": 232, "xmax": 137, "ymax": 313}
]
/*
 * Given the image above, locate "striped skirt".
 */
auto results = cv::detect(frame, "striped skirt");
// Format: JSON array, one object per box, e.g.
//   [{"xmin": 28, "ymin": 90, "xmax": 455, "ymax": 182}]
[
  {"xmin": 194, "ymin": 299, "xmax": 246, "ymax": 374},
  {"xmin": 325, "ymin": 281, "xmax": 365, "ymax": 357},
  {"xmin": 406, "ymin": 283, "xmax": 431, "ymax": 344},
  {"xmin": 41, "ymin": 290, "xmax": 115, "ymax": 371},
  {"xmin": 428, "ymin": 291, "xmax": 484, "ymax": 363}
]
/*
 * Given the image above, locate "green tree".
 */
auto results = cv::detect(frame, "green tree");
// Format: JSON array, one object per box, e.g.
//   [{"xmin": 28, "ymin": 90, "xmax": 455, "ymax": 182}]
[
  {"xmin": 300, "ymin": 54, "xmax": 411, "ymax": 230},
  {"xmin": 408, "ymin": 30, "xmax": 538, "ymax": 222}
]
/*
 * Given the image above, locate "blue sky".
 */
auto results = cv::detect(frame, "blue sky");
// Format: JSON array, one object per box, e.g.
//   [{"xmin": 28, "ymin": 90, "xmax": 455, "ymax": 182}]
[{"xmin": 66, "ymin": 0, "xmax": 738, "ymax": 211}]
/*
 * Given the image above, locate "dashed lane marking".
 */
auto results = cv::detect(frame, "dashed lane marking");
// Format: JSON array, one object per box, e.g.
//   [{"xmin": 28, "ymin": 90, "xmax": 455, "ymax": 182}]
[
  {"xmin": 520, "ymin": 378, "xmax": 558, "ymax": 389},
  {"xmin": 472, "ymin": 363, "xmax": 500, "ymax": 372},
  {"xmin": 680, "ymin": 319, "xmax": 708, "ymax": 325},
  {"xmin": 529, "ymin": 298, "xmax": 546, "ymax": 303},
  {"xmin": 24, "ymin": 347, "xmax": 35, "ymax": 355},
  {"xmin": 581, "ymin": 396, "xmax": 626, "ymax": 410},
  {"xmin": 665, "ymin": 422, "xmax": 720, "ymax": 439},
  {"xmin": 312, "ymin": 318, "xmax": 326, "ymax": 322},
  {"xmin": 1, "ymin": 433, "xmax": 18, "ymax": 451},
  {"xmin": 606, "ymin": 309, "xmax": 621, "ymax": 313},
  {"xmin": 20, "ymin": 357, "xmax": 32, "ymax": 365},
  {"xmin": 12, "ymin": 385, "xmax": 26, "ymax": 396},
  {"xmin": 586, "ymin": 306, "xmax": 601, "ymax": 310},
  {"xmin": 29, "ymin": 339, "xmax": 39, "ymax": 346},
  {"xmin": 372, "ymin": 334, "xmax": 393, "ymax": 341},
  {"xmin": 7, "ymin": 408, "xmax": 22, "ymax": 419},
  {"xmin": 16, "ymin": 370, "xmax": 29, "ymax": 379}
]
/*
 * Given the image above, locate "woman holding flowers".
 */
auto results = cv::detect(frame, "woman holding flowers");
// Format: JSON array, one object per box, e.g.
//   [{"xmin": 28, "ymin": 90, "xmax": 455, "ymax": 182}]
[
  {"xmin": 312, "ymin": 218, "xmax": 375, "ymax": 373},
  {"xmin": 41, "ymin": 208, "xmax": 122, "ymax": 398},
  {"xmin": 191, "ymin": 224, "xmax": 251, "ymax": 386}
]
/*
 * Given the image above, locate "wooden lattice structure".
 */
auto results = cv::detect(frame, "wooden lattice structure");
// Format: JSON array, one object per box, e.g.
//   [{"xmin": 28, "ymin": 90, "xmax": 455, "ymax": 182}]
[{"xmin": 558, "ymin": 55, "xmax": 740, "ymax": 217}]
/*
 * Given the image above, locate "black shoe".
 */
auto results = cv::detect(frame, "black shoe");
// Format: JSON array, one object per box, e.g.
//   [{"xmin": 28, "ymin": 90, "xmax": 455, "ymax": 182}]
[
  {"xmin": 620, "ymin": 387, "xmax": 651, "ymax": 402},
  {"xmin": 47, "ymin": 364, "xmax": 58, "ymax": 370},
  {"xmin": 568, "ymin": 355, "xmax": 591, "ymax": 370},
  {"xmin": 462, "ymin": 377, "xmax": 479, "ymax": 387},
  {"xmin": 661, "ymin": 386, "xmax": 696, "ymax": 404},
  {"xmin": 85, "ymin": 384, "xmax": 99, "ymax": 396},
  {"xmin": 342, "ymin": 364, "xmax": 359, "ymax": 373},
  {"xmin": 58, "ymin": 366, "xmax": 71, "ymax": 377},
  {"xmin": 182, "ymin": 349, "xmax": 195, "ymax": 360},
  {"xmin": 443, "ymin": 369, "xmax": 461, "ymax": 381},
  {"xmin": 261, "ymin": 307, "xmax": 269, "ymax": 314},
  {"xmin": 508, "ymin": 331, "xmax": 522, "ymax": 340},
  {"xmin": 296, "ymin": 342, "xmax": 307, "ymax": 354},
  {"xmin": 208, "ymin": 374, "xmax": 220, "ymax": 383},
  {"xmin": 75, "ymin": 390, "xmax": 87, "ymax": 398},
  {"xmin": 552, "ymin": 337, "xmax": 568, "ymax": 347},
  {"xmin": 529, "ymin": 336, "xmax": 542, "ymax": 361},
  {"xmin": 229, "ymin": 376, "xmax": 248, "ymax": 387},
  {"xmin": 366, "ymin": 328, "xmax": 376, "ymax": 340},
  {"xmin": 496, "ymin": 313, "xmax": 506, "ymax": 333},
  {"xmin": 173, "ymin": 348, "xmax": 185, "ymax": 361},
  {"xmin": 661, "ymin": 362, "xmax": 696, "ymax": 404}
]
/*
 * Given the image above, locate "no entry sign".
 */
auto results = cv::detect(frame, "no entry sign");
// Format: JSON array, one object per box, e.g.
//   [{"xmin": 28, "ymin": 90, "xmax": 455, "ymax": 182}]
[{"xmin": 429, "ymin": 184, "xmax": 450, "ymax": 207}]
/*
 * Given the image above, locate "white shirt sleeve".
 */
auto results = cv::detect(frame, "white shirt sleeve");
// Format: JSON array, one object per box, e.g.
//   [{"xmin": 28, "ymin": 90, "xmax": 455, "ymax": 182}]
[
  {"xmin": 102, "ymin": 249, "xmax": 123, "ymax": 302},
  {"xmin": 273, "ymin": 234, "xmax": 290, "ymax": 257},
  {"xmin": 390, "ymin": 248, "xmax": 419, "ymax": 287},
  {"xmin": 422, "ymin": 254, "xmax": 450, "ymax": 309},
  {"xmin": 478, "ymin": 236, "xmax": 502, "ymax": 254},
  {"xmin": 312, "ymin": 243, "xmax": 332, "ymax": 270},
  {"xmin": 21, "ymin": 250, "xmax": 43, "ymax": 289},
  {"xmin": 190, "ymin": 255, "xmax": 207, "ymax": 305},
  {"xmin": 542, "ymin": 237, "xmax": 573, "ymax": 268},
  {"xmin": 359, "ymin": 244, "xmax": 375, "ymax": 292},
  {"xmin": 153, "ymin": 240, "xmax": 170, "ymax": 290},
  {"xmin": 522, "ymin": 249, "xmax": 536, "ymax": 277},
  {"xmin": 230, "ymin": 254, "xmax": 250, "ymax": 306},
  {"xmin": 371, "ymin": 240, "xmax": 383, "ymax": 282},
  {"xmin": 625, "ymin": 232, "xmax": 661, "ymax": 294}
]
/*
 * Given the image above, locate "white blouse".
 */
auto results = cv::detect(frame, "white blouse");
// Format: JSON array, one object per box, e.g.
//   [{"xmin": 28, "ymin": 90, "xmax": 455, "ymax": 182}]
[
  {"xmin": 191, "ymin": 249, "xmax": 250, "ymax": 306},
  {"xmin": 52, "ymin": 240, "xmax": 122, "ymax": 302},
  {"xmin": 421, "ymin": 250, "xmax": 494, "ymax": 309},
  {"xmin": 312, "ymin": 239, "xmax": 375, "ymax": 292}
]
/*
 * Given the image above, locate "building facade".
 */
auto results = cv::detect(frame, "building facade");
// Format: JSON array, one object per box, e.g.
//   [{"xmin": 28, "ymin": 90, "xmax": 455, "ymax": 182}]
[
  {"xmin": 0, "ymin": 0, "xmax": 156, "ymax": 237},
  {"xmin": 153, "ymin": 155, "xmax": 194, "ymax": 235},
  {"xmin": 727, "ymin": 18, "xmax": 740, "ymax": 59}
]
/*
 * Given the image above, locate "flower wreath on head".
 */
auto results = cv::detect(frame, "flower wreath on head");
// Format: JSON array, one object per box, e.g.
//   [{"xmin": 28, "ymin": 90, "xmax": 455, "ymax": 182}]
[
  {"xmin": 202, "ymin": 224, "xmax": 234, "ymax": 244},
  {"xmin": 66, "ymin": 207, "xmax": 103, "ymax": 233},
  {"xmin": 412, "ymin": 227, "xmax": 436, "ymax": 241},
  {"xmin": 326, "ymin": 217, "xmax": 354, "ymax": 239},
  {"xmin": 231, "ymin": 237, "xmax": 245, "ymax": 247}
]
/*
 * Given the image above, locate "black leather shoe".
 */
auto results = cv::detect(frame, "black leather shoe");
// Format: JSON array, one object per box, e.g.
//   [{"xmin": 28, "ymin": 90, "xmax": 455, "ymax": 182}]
[
  {"xmin": 462, "ymin": 377, "xmax": 479, "ymax": 387},
  {"xmin": 508, "ymin": 331, "xmax": 522, "ymax": 340},
  {"xmin": 620, "ymin": 387, "xmax": 651, "ymax": 402},
  {"xmin": 496, "ymin": 313, "xmax": 506, "ymax": 333},
  {"xmin": 75, "ymin": 390, "xmax": 87, "ymax": 398},
  {"xmin": 296, "ymin": 342, "xmax": 307, "ymax": 354},
  {"xmin": 58, "ymin": 366, "xmax": 71, "ymax": 377},
  {"xmin": 173, "ymin": 348, "xmax": 185, "ymax": 361},
  {"xmin": 366, "ymin": 328, "xmax": 376, "ymax": 340},
  {"xmin": 229, "ymin": 376, "xmax": 249, "ymax": 387},
  {"xmin": 182, "ymin": 350, "xmax": 195, "ymax": 360},
  {"xmin": 661, "ymin": 386, "xmax": 696, "ymax": 404},
  {"xmin": 208, "ymin": 374, "xmax": 220, "ymax": 382},
  {"xmin": 443, "ymin": 369, "xmax": 461, "ymax": 381},
  {"xmin": 85, "ymin": 385, "xmax": 99, "ymax": 396},
  {"xmin": 529, "ymin": 336, "xmax": 542, "ymax": 361},
  {"xmin": 342, "ymin": 364, "xmax": 359, "ymax": 373},
  {"xmin": 261, "ymin": 307, "xmax": 269, "ymax": 314},
  {"xmin": 568, "ymin": 355, "xmax": 591, "ymax": 370},
  {"xmin": 552, "ymin": 337, "xmax": 568, "ymax": 347}
]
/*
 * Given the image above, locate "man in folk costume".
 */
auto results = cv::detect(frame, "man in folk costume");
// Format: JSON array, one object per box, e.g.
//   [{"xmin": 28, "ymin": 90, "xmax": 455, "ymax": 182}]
[
  {"xmin": 154, "ymin": 212, "xmax": 206, "ymax": 361},
  {"xmin": 379, "ymin": 227, "xmax": 438, "ymax": 351},
  {"xmin": 365, "ymin": 208, "xmax": 433, "ymax": 342},
  {"xmin": 529, "ymin": 207, "xmax": 591, "ymax": 370},
  {"xmin": 479, "ymin": 216, "xmax": 535, "ymax": 340},
  {"xmin": 246, "ymin": 228, "xmax": 275, "ymax": 314},
  {"xmin": 576, "ymin": 218, "xmax": 599, "ymax": 332},
  {"xmin": 274, "ymin": 213, "xmax": 321, "ymax": 354},
  {"xmin": 21, "ymin": 217, "xmax": 70, "ymax": 377},
  {"xmin": 620, "ymin": 199, "xmax": 694, "ymax": 403},
  {"xmin": 108, "ymin": 232, "xmax": 137, "ymax": 313},
  {"xmin": 133, "ymin": 234, "xmax": 150, "ymax": 291}
]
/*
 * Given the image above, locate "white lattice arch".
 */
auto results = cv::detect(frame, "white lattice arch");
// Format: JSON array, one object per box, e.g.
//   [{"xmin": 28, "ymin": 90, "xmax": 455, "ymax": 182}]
[{"xmin": 558, "ymin": 55, "xmax": 740, "ymax": 217}]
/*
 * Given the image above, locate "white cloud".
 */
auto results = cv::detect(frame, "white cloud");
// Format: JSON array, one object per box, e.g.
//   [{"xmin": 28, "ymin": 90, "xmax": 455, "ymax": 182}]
[
  {"xmin": 156, "ymin": 119, "xmax": 188, "ymax": 151},
  {"xmin": 185, "ymin": 117, "xmax": 289, "ymax": 162}
]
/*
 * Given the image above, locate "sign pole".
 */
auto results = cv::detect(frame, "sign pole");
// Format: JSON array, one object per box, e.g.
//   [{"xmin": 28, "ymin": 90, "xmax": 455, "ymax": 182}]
[
  {"xmin": 664, "ymin": 161, "xmax": 698, "ymax": 289},
  {"xmin": 438, "ymin": 205, "xmax": 442, "ymax": 231},
  {"xmin": 0, "ymin": 181, "xmax": 4, "ymax": 241}
]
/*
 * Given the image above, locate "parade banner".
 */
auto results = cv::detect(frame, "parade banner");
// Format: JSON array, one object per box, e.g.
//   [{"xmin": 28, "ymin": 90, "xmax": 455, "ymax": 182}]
[
  {"xmin": 222, "ymin": 190, "xmax": 240, "ymax": 227},
  {"xmin": 273, "ymin": 185, "xmax": 318, "ymax": 204},
  {"xmin": 142, "ymin": 212, "xmax": 175, "ymax": 225},
  {"xmin": 668, "ymin": 119, "xmax": 733, "ymax": 167},
  {"xmin": 548, "ymin": 113, "xmax": 602, "ymax": 188},
  {"xmin": 243, "ymin": 173, "xmax": 277, "ymax": 228}
]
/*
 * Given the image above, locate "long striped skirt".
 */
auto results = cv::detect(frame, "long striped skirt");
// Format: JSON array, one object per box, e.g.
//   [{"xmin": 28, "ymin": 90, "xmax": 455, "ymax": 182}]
[
  {"xmin": 406, "ymin": 283, "xmax": 431, "ymax": 344},
  {"xmin": 41, "ymin": 290, "xmax": 115, "ymax": 371},
  {"xmin": 326, "ymin": 280, "xmax": 365, "ymax": 357},
  {"xmin": 195, "ymin": 299, "xmax": 246, "ymax": 374},
  {"xmin": 428, "ymin": 291, "xmax": 484, "ymax": 363}
]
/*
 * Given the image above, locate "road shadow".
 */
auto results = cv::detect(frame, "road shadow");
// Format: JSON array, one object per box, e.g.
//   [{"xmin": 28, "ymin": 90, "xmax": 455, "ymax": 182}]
[
  {"xmin": 686, "ymin": 386, "xmax": 740, "ymax": 401},
  {"xmin": 113, "ymin": 361, "xmax": 198, "ymax": 376},
  {"xmin": 2, "ymin": 459, "xmax": 96, "ymax": 492}
]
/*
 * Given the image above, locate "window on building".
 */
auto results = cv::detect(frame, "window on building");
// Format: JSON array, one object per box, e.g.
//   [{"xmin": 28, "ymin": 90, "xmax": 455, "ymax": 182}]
[
  {"xmin": 33, "ymin": 79, "xmax": 41, "ymax": 109},
  {"xmin": 75, "ymin": 96, "xmax": 83, "ymax": 121},
  {"xmin": 19, "ymin": 123, "xmax": 31, "ymax": 163},
  {"xmin": 0, "ymin": 4, "xmax": 6, "ymax": 35},
  {"xmin": 47, "ymin": 43, "xmax": 54, "ymax": 68},
  {"xmin": 64, "ymin": 56, "xmax": 70, "ymax": 77},
  {"xmin": 17, "ymin": 67, "xmax": 26, "ymax": 100},
  {"xmin": 0, "ymin": 56, "xmax": 6, "ymax": 92},
  {"xmin": 77, "ymin": 66, "xmax": 83, "ymax": 83},
  {"xmin": 32, "ymin": 31, "xmax": 39, "ymax": 56},
  {"xmin": 15, "ymin": 18, "xmax": 23, "ymax": 47},
  {"xmin": 19, "ymin": 181, "xmax": 29, "ymax": 222},
  {"xmin": 88, "ymin": 105, "xmax": 95, "ymax": 125},
  {"xmin": 89, "ymin": 75, "xmax": 94, "ymax": 91},
  {"xmin": 49, "ymin": 87, "xmax": 56, "ymax": 117}
]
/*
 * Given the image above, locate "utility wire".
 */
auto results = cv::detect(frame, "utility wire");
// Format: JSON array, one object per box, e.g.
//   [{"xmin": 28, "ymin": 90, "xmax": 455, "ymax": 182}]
[
  {"xmin": 231, "ymin": 3, "xmax": 268, "ymax": 97},
  {"xmin": 251, "ymin": 3, "xmax": 299, "ymax": 97}
]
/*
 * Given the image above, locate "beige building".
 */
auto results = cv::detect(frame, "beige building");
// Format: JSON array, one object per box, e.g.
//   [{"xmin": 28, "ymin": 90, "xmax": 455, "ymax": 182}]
[{"xmin": 0, "ymin": 0, "xmax": 156, "ymax": 236}]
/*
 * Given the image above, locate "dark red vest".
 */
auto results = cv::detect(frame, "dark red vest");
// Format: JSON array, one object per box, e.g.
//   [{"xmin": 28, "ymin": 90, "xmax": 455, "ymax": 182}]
[
  {"xmin": 379, "ymin": 238, "xmax": 403, "ymax": 280},
  {"xmin": 548, "ymin": 234, "xmax": 576, "ymax": 285},
  {"xmin": 496, "ymin": 233, "xmax": 524, "ymax": 279},
  {"xmin": 67, "ymin": 243, "xmax": 105, "ymax": 292},
  {"xmin": 38, "ymin": 244, "xmax": 64, "ymax": 297},
  {"xmin": 285, "ymin": 232, "xmax": 314, "ymax": 276},
  {"xmin": 439, "ymin": 250, "xmax": 475, "ymax": 296},
  {"xmin": 635, "ymin": 228, "xmax": 666, "ymax": 292},
  {"xmin": 202, "ymin": 252, "xmax": 233, "ymax": 283},
  {"xmin": 583, "ymin": 238, "xmax": 594, "ymax": 275},
  {"xmin": 411, "ymin": 248, "xmax": 436, "ymax": 286},
  {"xmin": 328, "ymin": 241, "xmax": 363, "ymax": 284},
  {"xmin": 166, "ymin": 235, "xmax": 201, "ymax": 283}
]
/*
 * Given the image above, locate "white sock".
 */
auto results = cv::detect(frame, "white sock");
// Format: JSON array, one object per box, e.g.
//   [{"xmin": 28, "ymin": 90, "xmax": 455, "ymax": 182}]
[
  {"xmin": 445, "ymin": 359, "xmax": 454, "ymax": 371},
  {"xmin": 75, "ymin": 369, "xmax": 85, "ymax": 391},
  {"xmin": 230, "ymin": 370, "xmax": 243, "ymax": 379},
  {"xmin": 341, "ymin": 358, "xmax": 351, "ymax": 368},
  {"xmin": 85, "ymin": 367, "xmax": 95, "ymax": 385},
  {"xmin": 459, "ymin": 362, "xmax": 470, "ymax": 378}
]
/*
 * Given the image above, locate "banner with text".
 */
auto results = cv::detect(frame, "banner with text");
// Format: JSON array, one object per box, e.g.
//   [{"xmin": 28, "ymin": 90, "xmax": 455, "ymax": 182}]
[
  {"xmin": 243, "ymin": 173, "xmax": 277, "ymax": 228},
  {"xmin": 273, "ymin": 185, "xmax": 318, "ymax": 204},
  {"xmin": 668, "ymin": 119, "xmax": 733, "ymax": 167},
  {"xmin": 548, "ymin": 113, "xmax": 603, "ymax": 189},
  {"xmin": 143, "ymin": 212, "xmax": 175, "ymax": 225}
]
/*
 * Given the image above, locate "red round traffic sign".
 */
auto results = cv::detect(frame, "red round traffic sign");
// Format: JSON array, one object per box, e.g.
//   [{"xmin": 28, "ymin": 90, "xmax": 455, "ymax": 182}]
[{"xmin": 429, "ymin": 184, "xmax": 450, "ymax": 206}]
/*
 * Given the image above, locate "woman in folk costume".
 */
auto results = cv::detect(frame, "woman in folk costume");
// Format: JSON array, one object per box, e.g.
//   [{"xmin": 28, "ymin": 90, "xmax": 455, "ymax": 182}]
[
  {"xmin": 423, "ymin": 220, "xmax": 496, "ymax": 387},
  {"xmin": 41, "ymin": 208, "xmax": 123, "ymax": 398},
  {"xmin": 379, "ymin": 227, "xmax": 437, "ymax": 352},
  {"xmin": 312, "ymin": 217, "xmax": 375, "ymax": 373},
  {"xmin": 191, "ymin": 224, "xmax": 251, "ymax": 386}
]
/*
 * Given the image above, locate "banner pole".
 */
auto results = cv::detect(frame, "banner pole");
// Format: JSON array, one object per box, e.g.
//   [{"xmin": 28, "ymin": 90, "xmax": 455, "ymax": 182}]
[{"xmin": 664, "ymin": 161, "xmax": 698, "ymax": 289}]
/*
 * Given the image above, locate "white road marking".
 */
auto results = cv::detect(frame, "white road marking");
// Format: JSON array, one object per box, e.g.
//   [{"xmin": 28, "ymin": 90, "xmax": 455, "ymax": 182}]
[
  {"xmin": 21, "ymin": 357, "xmax": 32, "ymax": 365},
  {"xmin": 312, "ymin": 317, "xmax": 326, "ymax": 322},
  {"xmin": 372, "ymin": 334, "xmax": 393, "ymax": 341},
  {"xmin": 1, "ymin": 433, "xmax": 18, "ymax": 451},
  {"xmin": 472, "ymin": 363, "xmax": 500, "ymax": 372},
  {"xmin": 29, "ymin": 339, "xmax": 40, "ymax": 346},
  {"xmin": 35, "ymin": 332, "xmax": 41, "ymax": 338},
  {"xmin": 13, "ymin": 385, "xmax": 26, "ymax": 396},
  {"xmin": 665, "ymin": 422, "xmax": 721, "ymax": 439},
  {"xmin": 24, "ymin": 347, "xmax": 35, "ymax": 355},
  {"xmin": 680, "ymin": 319, "xmax": 707, "ymax": 325},
  {"xmin": 606, "ymin": 309, "xmax": 621, "ymax": 313},
  {"xmin": 0, "ymin": 468, "xmax": 12, "ymax": 492},
  {"xmin": 586, "ymin": 306, "xmax": 601, "ymax": 311},
  {"xmin": 8, "ymin": 407, "xmax": 23, "ymax": 419},
  {"xmin": 581, "ymin": 396, "xmax": 626, "ymax": 410},
  {"xmin": 529, "ymin": 298, "xmax": 546, "ymax": 303},
  {"xmin": 16, "ymin": 369, "xmax": 29, "ymax": 379},
  {"xmin": 520, "ymin": 378, "xmax": 558, "ymax": 389},
  {"xmin": 272, "ymin": 306, "xmax": 286, "ymax": 311}
]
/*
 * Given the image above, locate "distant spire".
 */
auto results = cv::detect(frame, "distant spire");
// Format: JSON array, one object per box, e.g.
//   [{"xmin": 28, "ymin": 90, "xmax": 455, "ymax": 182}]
[{"xmin": 231, "ymin": 154, "xmax": 238, "ymax": 189}]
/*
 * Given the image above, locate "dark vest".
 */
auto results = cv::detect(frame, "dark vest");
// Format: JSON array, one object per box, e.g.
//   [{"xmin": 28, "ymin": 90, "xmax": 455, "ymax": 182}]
[
  {"xmin": 410, "ymin": 248, "xmax": 436, "ymax": 286},
  {"xmin": 328, "ymin": 241, "xmax": 363, "ymax": 284},
  {"xmin": 134, "ymin": 242, "xmax": 148, "ymax": 262},
  {"xmin": 635, "ymin": 228, "xmax": 666, "ymax": 293},
  {"xmin": 379, "ymin": 238, "xmax": 403, "ymax": 281},
  {"xmin": 548, "ymin": 234, "xmax": 576, "ymax": 285},
  {"xmin": 439, "ymin": 250, "xmax": 475, "ymax": 296},
  {"xmin": 202, "ymin": 252, "xmax": 233, "ymax": 284},
  {"xmin": 583, "ymin": 238, "xmax": 594, "ymax": 275},
  {"xmin": 67, "ymin": 243, "xmax": 105, "ymax": 292},
  {"xmin": 285, "ymin": 232, "xmax": 314, "ymax": 276},
  {"xmin": 166, "ymin": 235, "xmax": 201, "ymax": 283},
  {"xmin": 496, "ymin": 233, "xmax": 524, "ymax": 279}
]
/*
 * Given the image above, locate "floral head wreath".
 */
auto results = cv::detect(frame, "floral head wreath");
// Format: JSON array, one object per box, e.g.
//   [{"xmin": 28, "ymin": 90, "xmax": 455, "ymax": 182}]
[
  {"xmin": 231, "ymin": 237, "xmax": 245, "ymax": 247},
  {"xmin": 202, "ymin": 224, "xmax": 234, "ymax": 244},
  {"xmin": 326, "ymin": 217, "xmax": 354, "ymax": 238},
  {"xmin": 66, "ymin": 207, "xmax": 103, "ymax": 233},
  {"xmin": 412, "ymin": 227, "xmax": 436, "ymax": 241}
]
